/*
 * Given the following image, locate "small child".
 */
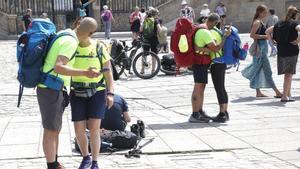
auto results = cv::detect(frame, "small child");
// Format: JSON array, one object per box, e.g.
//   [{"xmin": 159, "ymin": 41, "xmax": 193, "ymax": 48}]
[{"xmin": 157, "ymin": 19, "xmax": 169, "ymax": 53}]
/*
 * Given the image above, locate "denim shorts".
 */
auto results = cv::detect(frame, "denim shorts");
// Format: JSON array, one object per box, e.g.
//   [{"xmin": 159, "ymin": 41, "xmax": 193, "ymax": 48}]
[
  {"xmin": 192, "ymin": 64, "xmax": 209, "ymax": 84},
  {"xmin": 70, "ymin": 89, "xmax": 106, "ymax": 121}
]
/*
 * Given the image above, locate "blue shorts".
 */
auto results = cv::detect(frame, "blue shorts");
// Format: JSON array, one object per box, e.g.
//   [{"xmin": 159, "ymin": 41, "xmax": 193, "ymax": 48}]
[
  {"xmin": 70, "ymin": 90, "xmax": 106, "ymax": 121},
  {"xmin": 192, "ymin": 64, "xmax": 209, "ymax": 84}
]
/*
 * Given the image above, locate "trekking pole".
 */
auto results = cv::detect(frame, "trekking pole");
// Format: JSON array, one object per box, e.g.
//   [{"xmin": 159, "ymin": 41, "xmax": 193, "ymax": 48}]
[{"xmin": 125, "ymin": 138, "xmax": 155, "ymax": 158}]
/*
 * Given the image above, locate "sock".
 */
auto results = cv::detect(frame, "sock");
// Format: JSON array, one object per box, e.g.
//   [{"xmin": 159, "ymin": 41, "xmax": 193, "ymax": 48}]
[
  {"xmin": 83, "ymin": 155, "xmax": 91, "ymax": 161},
  {"xmin": 92, "ymin": 161, "xmax": 98, "ymax": 164},
  {"xmin": 47, "ymin": 162, "xmax": 57, "ymax": 169},
  {"xmin": 192, "ymin": 112, "xmax": 199, "ymax": 118}
]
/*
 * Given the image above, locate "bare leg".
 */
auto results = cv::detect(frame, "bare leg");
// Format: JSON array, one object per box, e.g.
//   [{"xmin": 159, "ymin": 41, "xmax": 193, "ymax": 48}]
[
  {"xmin": 43, "ymin": 129, "xmax": 59, "ymax": 163},
  {"xmin": 282, "ymin": 73, "xmax": 293, "ymax": 100},
  {"xmin": 192, "ymin": 83, "xmax": 206, "ymax": 112},
  {"xmin": 74, "ymin": 121, "xmax": 89, "ymax": 157},
  {"xmin": 256, "ymin": 89, "xmax": 267, "ymax": 97},
  {"xmin": 88, "ymin": 118, "xmax": 101, "ymax": 162}
]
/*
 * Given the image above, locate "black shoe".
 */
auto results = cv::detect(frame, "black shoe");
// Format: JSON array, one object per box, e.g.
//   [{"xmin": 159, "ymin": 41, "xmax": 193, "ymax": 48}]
[
  {"xmin": 137, "ymin": 120, "xmax": 146, "ymax": 138},
  {"xmin": 189, "ymin": 111, "xmax": 210, "ymax": 123},
  {"xmin": 199, "ymin": 110, "xmax": 212, "ymax": 120},
  {"xmin": 130, "ymin": 124, "xmax": 140, "ymax": 138},
  {"xmin": 225, "ymin": 111, "xmax": 230, "ymax": 121},
  {"xmin": 212, "ymin": 112, "xmax": 228, "ymax": 123}
]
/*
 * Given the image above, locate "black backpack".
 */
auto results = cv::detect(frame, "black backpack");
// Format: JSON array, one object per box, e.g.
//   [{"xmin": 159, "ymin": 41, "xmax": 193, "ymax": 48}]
[{"xmin": 102, "ymin": 130, "xmax": 138, "ymax": 149}]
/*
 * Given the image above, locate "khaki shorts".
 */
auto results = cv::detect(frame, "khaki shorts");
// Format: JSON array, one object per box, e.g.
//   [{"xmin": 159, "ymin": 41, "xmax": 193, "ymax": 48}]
[{"xmin": 37, "ymin": 87, "xmax": 65, "ymax": 131}]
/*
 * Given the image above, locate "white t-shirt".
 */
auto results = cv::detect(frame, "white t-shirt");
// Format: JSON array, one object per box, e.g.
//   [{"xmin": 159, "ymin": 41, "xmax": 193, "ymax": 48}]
[{"xmin": 200, "ymin": 8, "xmax": 210, "ymax": 17}]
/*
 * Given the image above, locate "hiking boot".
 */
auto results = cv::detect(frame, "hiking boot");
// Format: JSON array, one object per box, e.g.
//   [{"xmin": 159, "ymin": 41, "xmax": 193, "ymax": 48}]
[
  {"xmin": 137, "ymin": 120, "xmax": 146, "ymax": 138},
  {"xmin": 78, "ymin": 156, "xmax": 92, "ymax": 169},
  {"xmin": 130, "ymin": 124, "xmax": 140, "ymax": 138},
  {"xmin": 90, "ymin": 162, "xmax": 99, "ymax": 169},
  {"xmin": 188, "ymin": 112, "xmax": 210, "ymax": 123},
  {"xmin": 212, "ymin": 112, "xmax": 229, "ymax": 123}
]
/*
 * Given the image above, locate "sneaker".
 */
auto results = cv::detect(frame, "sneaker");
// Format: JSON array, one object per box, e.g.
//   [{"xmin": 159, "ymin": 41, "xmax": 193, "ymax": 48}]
[
  {"xmin": 212, "ymin": 112, "xmax": 228, "ymax": 123},
  {"xmin": 199, "ymin": 110, "xmax": 212, "ymax": 120},
  {"xmin": 188, "ymin": 113, "xmax": 210, "ymax": 123},
  {"xmin": 90, "ymin": 162, "xmax": 99, "ymax": 169},
  {"xmin": 137, "ymin": 120, "xmax": 146, "ymax": 138},
  {"xmin": 78, "ymin": 156, "xmax": 92, "ymax": 169}
]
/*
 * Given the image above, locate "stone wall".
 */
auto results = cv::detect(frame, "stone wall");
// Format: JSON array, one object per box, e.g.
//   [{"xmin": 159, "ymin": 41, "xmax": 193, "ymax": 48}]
[{"xmin": 103, "ymin": 0, "xmax": 289, "ymax": 32}]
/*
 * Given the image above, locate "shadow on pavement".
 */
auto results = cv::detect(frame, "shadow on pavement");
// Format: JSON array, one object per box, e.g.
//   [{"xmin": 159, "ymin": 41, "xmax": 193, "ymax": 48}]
[
  {"xmin": 247, "ymin": 101, "xmax": 287, "ymax": 107},
  {"xmin": 148, "ymin": 121, "xmax": 227, "ymax": 130},
  {"xmin": 230, "ymin": 96, "xmax": 257, "ymax": 103}
]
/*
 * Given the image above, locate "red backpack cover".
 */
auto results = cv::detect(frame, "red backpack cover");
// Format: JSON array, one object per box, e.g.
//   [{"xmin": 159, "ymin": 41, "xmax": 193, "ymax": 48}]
[{"xmin": 170, "ymin": 18, "xmax": 211, "ymax": 67}]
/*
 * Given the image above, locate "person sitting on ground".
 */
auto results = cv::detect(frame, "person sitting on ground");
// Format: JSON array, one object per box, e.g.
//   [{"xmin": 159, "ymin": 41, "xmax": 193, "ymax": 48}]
[{"xmin": 101, "ymin": 94, "xmax": 131, "ymax": 131}]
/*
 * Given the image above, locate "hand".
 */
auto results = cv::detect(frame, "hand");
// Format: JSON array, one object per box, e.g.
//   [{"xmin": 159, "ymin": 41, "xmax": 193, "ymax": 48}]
[
  {"xmin": 290, "ymin": 40, "xmax": 299, "ymax": 46},
  {"xmin": 106, "ymin": 95, "xmax": 114, "ymax": 109},
  {"xmin": 85, "ymin": 67, "xmax": 100, "ymax": 78}
]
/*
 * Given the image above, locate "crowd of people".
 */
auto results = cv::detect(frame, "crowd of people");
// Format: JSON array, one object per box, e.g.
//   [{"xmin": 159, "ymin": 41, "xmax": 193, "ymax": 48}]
[{"xmin": 19, "ymin": 0, "xmax": 300, "ymax": 169}]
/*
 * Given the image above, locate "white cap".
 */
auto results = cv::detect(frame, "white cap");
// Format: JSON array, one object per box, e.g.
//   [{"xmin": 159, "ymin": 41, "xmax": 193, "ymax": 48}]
[
  {"xmin": 103, "ymin": 5, "xmax": 108, "ymax": 10},
  {"xmin": 181, "ymin": 0, "xmax": 187, "ymax": 5},
  {"xmin": 203, "ymin": 4, "xmax": 208, "ymax": 7}
]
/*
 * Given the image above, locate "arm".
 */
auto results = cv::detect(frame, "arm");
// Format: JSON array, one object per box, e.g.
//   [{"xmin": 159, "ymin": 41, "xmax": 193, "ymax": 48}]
[
  {"xmin": 123, "ymin": 111, "xmax": 131, "ymax": 123},
  {"xmin": 265, "ymin": 26, "xmax": 274, "ymax": 41},
  {"xmin": 22, "ymin": 21, "xmax": 26, "ymax": 32},
  {"xmin": 53, "ymin": 55, "xmax": 99, "ymax": 78},
  {"xmin": 103, "ymin": 60, "xmax": 114, "ymax": 109},
  {"xmin": 250, "ymin": 20, "xmax": 267, "ymax": 40}
]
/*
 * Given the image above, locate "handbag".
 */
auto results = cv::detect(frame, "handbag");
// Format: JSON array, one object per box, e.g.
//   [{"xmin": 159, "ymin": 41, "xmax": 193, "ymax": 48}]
[{"xmin": 249, "ymin": 40, "xmax": 260, "ymax": 57}]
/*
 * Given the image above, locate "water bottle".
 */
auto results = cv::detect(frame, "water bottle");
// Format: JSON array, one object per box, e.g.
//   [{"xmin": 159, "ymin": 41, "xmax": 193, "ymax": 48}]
[{"xmin": 243, "ymin": 42, "xmax": 249, "ymax": 51}]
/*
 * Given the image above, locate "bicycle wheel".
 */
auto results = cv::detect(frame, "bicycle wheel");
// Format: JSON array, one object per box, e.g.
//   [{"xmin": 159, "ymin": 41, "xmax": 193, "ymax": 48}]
[{"xmin": 132, "ymin": 51, "xmax": 161, "ymax": 79}]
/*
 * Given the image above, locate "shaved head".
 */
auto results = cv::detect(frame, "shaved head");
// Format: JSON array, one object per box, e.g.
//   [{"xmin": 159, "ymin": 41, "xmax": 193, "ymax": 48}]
[{"xmin": 77, "ymin": 17, "xmax": 98, "ymax": 34}]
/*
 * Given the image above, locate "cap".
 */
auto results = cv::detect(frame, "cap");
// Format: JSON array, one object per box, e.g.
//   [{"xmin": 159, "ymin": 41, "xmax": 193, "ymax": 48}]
[
  {"xmin": 203, "ymin": 4, "xmax": 208, "ymax": 7},
  {"xmin": 181, "ymin": 0, "xmax": 187, "ymax": 5}
]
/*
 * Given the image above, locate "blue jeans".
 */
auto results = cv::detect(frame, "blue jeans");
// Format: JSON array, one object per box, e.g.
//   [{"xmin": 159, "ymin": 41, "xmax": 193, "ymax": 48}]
[
  {"xmin": 242, "ymin": 40, "xmax": 276, "ymax": 89},
  {"xmin": 103, "ymin": 21, "xmax": 111, "ymax": 39},
  {"xmin": 268, "ymin": 40, "xmax": 277, "ymax": 56}
]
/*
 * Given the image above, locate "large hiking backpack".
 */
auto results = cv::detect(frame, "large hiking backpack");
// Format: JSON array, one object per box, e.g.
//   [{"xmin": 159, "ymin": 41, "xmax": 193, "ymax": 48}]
[
  {"xmin": 16, "ymin": 18, "xmax": 75, "ymax": 107},
  {"xmin": 213, "ymin": 26, "xmax": 247, "ymax": 68},
  {"xmin": 142, "ymin": 17, "xmax": 155, "ymax": 39},
  {"xmin": 170, "ymin": 18, "xmax": 211, "ymax": 67}
]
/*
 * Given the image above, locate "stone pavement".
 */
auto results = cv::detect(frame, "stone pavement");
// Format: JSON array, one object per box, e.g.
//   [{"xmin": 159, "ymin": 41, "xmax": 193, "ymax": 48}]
[{"xmin": 0, "ymin": 35, "xmax": 300, "ymax": 169}]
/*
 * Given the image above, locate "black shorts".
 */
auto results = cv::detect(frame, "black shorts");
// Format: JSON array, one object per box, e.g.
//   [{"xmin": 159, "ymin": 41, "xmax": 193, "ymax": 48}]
[
  {"xmin": 70, "ymin": 90, "xmax": 106, "ymax": 121},
  {"xmin": 192, "ymin": 64, "xmax": 209, "ymax": 84}
]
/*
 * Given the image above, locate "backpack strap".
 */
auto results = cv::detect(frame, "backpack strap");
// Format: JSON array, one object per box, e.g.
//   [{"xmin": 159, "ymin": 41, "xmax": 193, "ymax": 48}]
[{"xmin": 71, "ymin": 41, "xmax": 106, "ymax": 89}]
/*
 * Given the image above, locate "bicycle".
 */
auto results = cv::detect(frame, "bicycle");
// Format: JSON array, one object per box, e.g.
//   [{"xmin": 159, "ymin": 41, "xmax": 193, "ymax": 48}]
[{"xmin": 109, "ymin": 37, "xmax": 161, "ymax": 79}]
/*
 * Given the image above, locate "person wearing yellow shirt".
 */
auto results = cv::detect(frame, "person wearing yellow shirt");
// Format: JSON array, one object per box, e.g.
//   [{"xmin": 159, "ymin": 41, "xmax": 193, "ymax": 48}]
[
  {"xmin": 37, "ymin": 17, "xmax": 100, "ymax": 169},
  {"xmin": 70, "ymin": 24, "xmax": 114, "ymax": 169},
  {"xmin": 209, "ymin": 26, "xmax": 229, "ymax": 123},
  {"xmin": 189, "ymin": 13, "xmax": 230, "ymax": 123}
]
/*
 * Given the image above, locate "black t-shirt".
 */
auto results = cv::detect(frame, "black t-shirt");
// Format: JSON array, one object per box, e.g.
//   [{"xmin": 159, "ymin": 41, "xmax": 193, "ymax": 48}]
[
  {"xmin": 22, "ymin": 14, "xmax": 32, "ymax": 31},
  {"xmin": 100, "ymin": 95, "xmax": 129, "ymax": 131},
  {"xmin": 273, "ymin": 20, "xmax": 299, "ymax": 57}
]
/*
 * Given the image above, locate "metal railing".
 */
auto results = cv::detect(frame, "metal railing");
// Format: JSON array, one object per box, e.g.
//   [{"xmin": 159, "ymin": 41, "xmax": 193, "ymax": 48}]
[
  {"xmin": 111, "ymin": 0, "xmax": 168, "ymax": 13},
  {"xmin": 0, "ymin": 0, "xmax": 73, "ymax": 16}
]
